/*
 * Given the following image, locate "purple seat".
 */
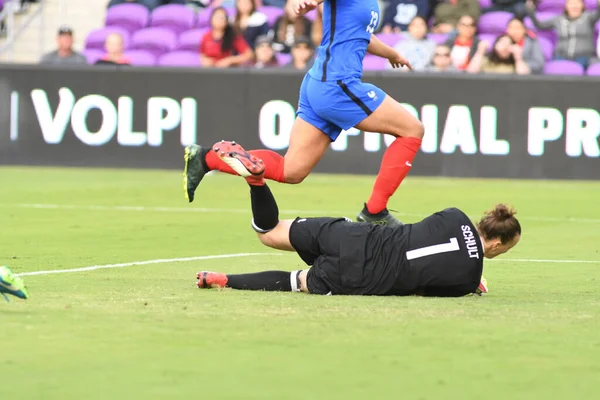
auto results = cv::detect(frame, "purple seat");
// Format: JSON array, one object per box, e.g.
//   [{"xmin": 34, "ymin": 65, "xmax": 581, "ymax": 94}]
[
  {"xmin": 131, "ymin": 27, "xmax": 177, "ymax": 57},
  {"xmin": 537, "ymin": 0, "xmax": 565, "ymax": 13},
  {"xmin": 363, "ymin": 55, "xmax": 387, "ymax": 71},
  {"xmin": 83, "ymin": 49, "xmax": 104, "ymax": 64},
  {"xmin": 537, "ymin": 36, "xmax": 554, "ymax": 60},
  {"xmin": 150, "ymin": 4, "xmax": 195, "ymax": 34},
  {"xmin": 276, "ymin": 52, "xmax": 292, "ymax": 65},
  {"xmin": 177, "ymin": 28, "xmax": 207, "ymax": 51},
  {"xmin": 525, "ymin": 12, "xmax": 559, "ymax": 44},
  {"xmin": 477, "ymin": 11, "xmax": 513, "ymax": 34},
  {"xmin": 196, "ymin": 7, "xmax": 212, "ymax": 28},
  {"xmin": 158, "ymin": 51, "xmax": 200, "ymax": 67},
  {"xmin": 304, "ymin": 8, "xmax": 317, "ymax": 21},
  {"xmin": 544, "ymin": 60, "xmax": 585, "ymax": 75},
  {"xmin": 259, "ymin": 6, "xmax": 284, "ymax": 27},
  {"xmin": 479, "ymin": 0, "xmax": 493, "ymax": 8},
  {"xmin": 85, "ymin": 27, "xmax": 130, "ymax": 50},
  {"xmin": 427, "ymin": 33, "xmax": 448, "ymax": 45},
  {"xmin": 124, "ymin": 50, "xmax": 157, "ymax": 66},
  {"xmin": 585, "ymin": 0, "xmax": 598, "ymax": 9},
  {"xmin": 586, "ymin": 62, "xmax": 600, "ymax": 75},
  {"xmin": 478, "ymin": 33, "xmax": 498, "ymax": 48},
  {"xmin": 105, "ymin": 3, "xmax": 150, "ymax": 34},
  {"xmin": 375, "ymin": 33, "xmax": 402, "ymax": 47}
]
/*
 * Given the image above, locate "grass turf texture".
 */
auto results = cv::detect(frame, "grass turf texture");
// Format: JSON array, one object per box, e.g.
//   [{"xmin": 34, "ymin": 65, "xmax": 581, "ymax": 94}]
[{"xmin": 1, "ymin": 166, "xmax": 599, "ymax": 399}]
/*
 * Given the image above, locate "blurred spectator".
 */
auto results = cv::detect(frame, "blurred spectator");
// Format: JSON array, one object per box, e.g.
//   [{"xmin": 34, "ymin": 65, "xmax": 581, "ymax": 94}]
[
  {"xmin": 506, "ymin": 17, "xmax": 544, "ymax": 73},
  {"xmin": 95, "ymin": 33, "xmax": 131, "ymax": 65},
  {"xmin": 526, "ymin": 0, "xmax": 600, "ymax": 69},
  {"xmin": 254, "ymin": 35, "xmax": 279, "ymax": 68},
  {"xmin": 271, "ymin": 0, "xmax": 312, "ymax": 54},
  {"xmin": 381, "ymin": 0, "xmax": 431, "ymax": 33},
  {"xmin": 200, "ymin": 7, "xmax": 253, "ymax": 67},
  {"xmin": 262, "ymin": 0, "xmax": 284, "ymax": 7},
  {"xmin": 387, "ymin": 16, "xmax": 436, "ymax": 70},
  {"xmin": 40, "ymin": 26, "xmax": 87, "ymax": 66},
  {"xmin": 424, "ymin": 44, "xmax": 461, "ymax": 71},
  {"xmin": 310, "ymin": 3, "xmax": 323, "ymax": 48},
  {"xmin": 482, "ymin": 0, "xmax": 526, "ymax": 18},
  {"xmin": 212, "ymin": 0, "xmax": 236, "ymax": 7},
  {"xmin": 433, "ymin": 0, "xmax": 481, "ymax": 33},
  {"xmin": 444, "ymin": 15, "xmax": 481, "ymax": 70},
  {"xmin": 233, "ymin": 0, "xmax": 269, "ymax": 49},
  {"xmin": 282, "ymin": 36, "xmax": 314, "ymax": 70},
  {"xmin": 467, "ymin": 34, "xmax": 531, "ymax": 73}
]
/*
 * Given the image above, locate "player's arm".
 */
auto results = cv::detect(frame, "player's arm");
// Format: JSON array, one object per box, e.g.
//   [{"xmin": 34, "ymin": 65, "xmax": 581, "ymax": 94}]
[
  {"xmin": 367, "ymin": 35, "xmax": 413, "ymax": 70},
  {"xmin": 293, "ymin": 0, "xmax": 324, "ymax": 15}
]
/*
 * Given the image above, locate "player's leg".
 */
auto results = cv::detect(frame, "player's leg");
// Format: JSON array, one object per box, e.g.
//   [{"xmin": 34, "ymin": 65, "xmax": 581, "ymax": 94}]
[
  {"xmin": 355, "ymin": 93, "xmax": 424, "ymax": 222},
  {"xmin": 183, "ymin": 75, "xmax": 338, "ymax": 202},
  {"xmin": 0, "ymin": 266, "xmax": 29, "ymax": 301}
]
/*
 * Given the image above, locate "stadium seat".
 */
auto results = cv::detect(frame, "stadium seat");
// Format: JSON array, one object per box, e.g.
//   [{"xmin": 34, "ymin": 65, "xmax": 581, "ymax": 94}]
[
  {"xmin": 586, "ymin": 62, "xmax": 600, "ymax": 76},
  {"xmin": 543, "ymin": 60, "xmax": 585, "ymax": 75},
  {"xmin": 537, "ymin": 36, "xmax": 554, "ymax": 61},
  {"xmin": 478, "ymin": 33, "xmax": 498, "ymax": 47},
  {"xmin": 259, "ymin": 6, "xmax": 284, "ymax": 27},
  {"xmin": 83, "ymin": 49, "xmax": 105, "ymax": 64},
  {"xmin": 363, "ymin": 55, "xmax": 387, "ymax": 70},
  {"xmin": 479, "ymin": 0, "xmax": 493, "ymax": 8},
  {"xmin": 477, "ymin": 12, "xmax": 513, "ymax": 34},
  {"xmin": 524, "ymin": 12, "xmax": 559, "ymax": 44},
  {"xmin": 105, "ymin": 3, "xmax": 150, "ymax": 34},
  {"xmin": 537, "ymin": 0, "xmax": 565, "ymax": 13},
  {"xmin": 150, "ymin": 4, "xmax": 196, "ymax": 34},
  {"xmin": 585, "ymin": 0, "xmax": 598, "ymax": 9},
  {"xmin": 85, "ymin": 27, "xmax": 131, "ymax": 50},
  {"xmin": 158, "ymin": 51, "xmax": 200, "ymax": 67},
  {"xmin": 375, "ymin": 33, "xmax": 402, "ymax": 47},
  {"xmin": 427, "ymin": 33, "xmax": 449, "ymax": 45},
  {"xmin": 124, "ymin": 50, "xmax": 157, "ymax": 66},
  {"xmin": 275, "ymin": 52, "xmax": 291, "ymax": 66},
  {"xmin": 304, "ymin": 8, "xmax": 317, "ymax": 21},
  {"xmin": 177, "ymin": 28, "xmax": 207, "ymax": 51},
  {"xmin": 131, "ymin": 27, "xmax": 178, "ymax": 57},
  {"xmin": 196, "ymin": 7, "xmax": 212, "ymax": 28}
]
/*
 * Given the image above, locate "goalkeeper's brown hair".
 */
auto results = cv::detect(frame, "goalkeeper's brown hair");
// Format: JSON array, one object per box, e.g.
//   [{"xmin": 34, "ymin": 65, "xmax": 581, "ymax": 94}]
[{"xmin": 477, "ymin": 204, "xmax": 521, "ymax": 244}]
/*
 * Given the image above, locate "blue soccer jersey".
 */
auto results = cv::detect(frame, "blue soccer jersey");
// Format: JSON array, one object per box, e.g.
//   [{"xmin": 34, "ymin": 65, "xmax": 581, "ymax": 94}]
[{"xmin": 309, "ymin": 0, "xmax": 381, "ymax": 82}]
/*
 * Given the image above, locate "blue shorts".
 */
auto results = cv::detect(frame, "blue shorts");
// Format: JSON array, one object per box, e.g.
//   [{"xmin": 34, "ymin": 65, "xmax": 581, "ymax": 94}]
[{"xmin": 297, "ymin": 74, "xmax": 387, "ymax": 141}]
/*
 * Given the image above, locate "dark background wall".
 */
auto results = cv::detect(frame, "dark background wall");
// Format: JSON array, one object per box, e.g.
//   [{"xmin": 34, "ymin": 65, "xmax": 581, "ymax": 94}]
[{"xmin": 1, "ymin": 64, "xmax": 598, "ymax": 179}]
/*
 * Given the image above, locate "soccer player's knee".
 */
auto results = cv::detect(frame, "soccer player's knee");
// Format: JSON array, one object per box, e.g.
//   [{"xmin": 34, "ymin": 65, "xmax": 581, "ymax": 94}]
[{"xmin": 407, "ymin": 119, "xmax": 425, "ymax": 139}]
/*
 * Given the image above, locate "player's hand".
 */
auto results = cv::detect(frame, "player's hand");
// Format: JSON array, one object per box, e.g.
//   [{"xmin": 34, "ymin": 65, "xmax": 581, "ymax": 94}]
[
  {"xmin": 388, "ymin": 52, "xmax": 413, "ymax": 70},
  {"xmin": 294, "ymin": 0, "xmax": 319, "ymax": 15}
]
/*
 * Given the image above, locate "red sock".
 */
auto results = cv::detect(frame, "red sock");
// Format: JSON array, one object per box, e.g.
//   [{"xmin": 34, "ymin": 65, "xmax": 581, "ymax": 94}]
[
  {"xmin": 205, "ymin": 149, "xmax": 286, "ymax": 183},
  {"xmin": 366, "ymin": 137, "xmax": 422, "ymax": 214}
]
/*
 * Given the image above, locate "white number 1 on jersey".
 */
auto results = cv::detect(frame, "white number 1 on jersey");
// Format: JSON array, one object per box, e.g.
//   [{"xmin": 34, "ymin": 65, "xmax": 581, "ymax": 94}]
[
  {"xmin": 406, "ymin": 238, "xmax": 460, "ymax": 261},
  {"xmin": 366, "ymin": 11, "xmax": 379, "ymax": 34}
]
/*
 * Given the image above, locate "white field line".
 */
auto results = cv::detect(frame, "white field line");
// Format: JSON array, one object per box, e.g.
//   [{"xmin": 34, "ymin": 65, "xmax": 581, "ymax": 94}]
[
  {"xmin": 15, "ymin": 252, "xmax": 282, "ymax": 277},
  {"xmin": 4, "ymin": 203, "xmax": 600, "ymax": 224},
  {"xmin": 491, "ymin": 258, "xmax": 599, "ymax": 264}
]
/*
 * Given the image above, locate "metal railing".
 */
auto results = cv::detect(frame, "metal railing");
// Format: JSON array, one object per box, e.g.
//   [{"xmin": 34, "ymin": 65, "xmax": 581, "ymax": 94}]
[{"xmin": 0, "ymin": 0, "xmax": 46, "ymax": 62}]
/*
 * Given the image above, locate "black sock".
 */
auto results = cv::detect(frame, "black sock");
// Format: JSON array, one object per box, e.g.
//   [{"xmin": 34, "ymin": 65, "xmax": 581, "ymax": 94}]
[
  {"xmin": 200, "ymin": 147, "xmax": 211, "ymax": 171},
  {"xmin": 250, "ymin": 183, "xmax": 279, "ymax": 232},
  {"xmin": 226, "ymin": 271, "xmax": 298, "ymax": 291}
]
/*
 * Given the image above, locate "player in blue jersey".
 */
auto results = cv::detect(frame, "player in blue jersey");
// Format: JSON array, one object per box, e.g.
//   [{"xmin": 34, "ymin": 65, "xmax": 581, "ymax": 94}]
[{"xmin": 184, "ymin": 0, "xmax": 424, "ymax": 226}]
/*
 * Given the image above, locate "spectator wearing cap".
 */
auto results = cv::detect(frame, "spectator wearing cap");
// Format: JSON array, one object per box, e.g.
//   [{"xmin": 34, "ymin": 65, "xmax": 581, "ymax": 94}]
[
  {"xmin": 95, "ymin": 33, "xmax": 131, "ymax": 65},
  {"xmin": 387, "ymin": 16, "xmax": 436, "ymax": 71},
  {"xmin": 424, "ymin": 44, "xmax": 461, "ymax": 72},
  {"xmin": 381, "ymin": 0, "xmax": 431, "ymax": 34},
  {"xmin": 254, "ymin": 35, "xmax": 279, "ymax": 68},
  {"xmin": 40, "ymin": 26, "xmax": 87, "ymax": 65},
  {"xmin": 200, "ymin": 7, "xmax": 254, "ymax": 67},
  {"xmin": 282, "ymin": 36, "xmax": 314, "ymax": 70},
  {"xmin": 271, "ymin": 0, "xmax": 312, "ymax": 54},
  {"xmin": 233, "ymin": 0, "xmax": 270, "ymax": 50},
  {"xmin": 432, "ymin": 0, "xmax": 481, "ymax": 34}
]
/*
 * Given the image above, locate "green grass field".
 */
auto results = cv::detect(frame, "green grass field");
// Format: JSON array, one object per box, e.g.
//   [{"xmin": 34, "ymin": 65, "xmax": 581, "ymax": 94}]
[{"xmin": 1, "ymin": 166, "xmax": 599, "ymax": 399}]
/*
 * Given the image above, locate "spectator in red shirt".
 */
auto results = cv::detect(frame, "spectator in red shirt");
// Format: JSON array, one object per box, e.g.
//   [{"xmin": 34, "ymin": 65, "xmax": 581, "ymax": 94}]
[
  {"xmin": 95, "ymin": 33, "xmax": 131, "ymax": 65},
  {"xmin": 200, "ymin": 7, "xmax": 253, "ymax": 68},
  {"xmin": 444, "ymin": 15, "xmax": 481, "ymax": 70}
]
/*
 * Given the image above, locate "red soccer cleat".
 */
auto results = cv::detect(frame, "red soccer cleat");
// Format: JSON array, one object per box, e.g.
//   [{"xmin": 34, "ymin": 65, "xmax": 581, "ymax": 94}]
[
  {"xmin": 197, "ymin": 271, "xmax": 229, "ymax": 289},
  {"xmin": 212, "ymin": 140, "xmax": 265, "ymax": 185}
]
